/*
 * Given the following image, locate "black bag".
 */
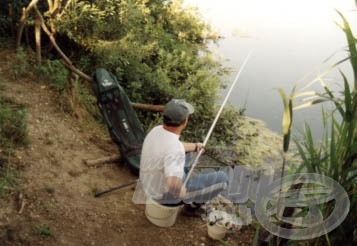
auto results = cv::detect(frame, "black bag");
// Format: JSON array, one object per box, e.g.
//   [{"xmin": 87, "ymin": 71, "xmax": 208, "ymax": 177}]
[{"xmin": 92, "ymin": 68, "xmax": 144, "ymax": 175}]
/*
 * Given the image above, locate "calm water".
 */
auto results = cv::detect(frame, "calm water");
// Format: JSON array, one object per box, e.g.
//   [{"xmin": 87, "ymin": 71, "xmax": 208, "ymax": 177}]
[{"xmin": 185, "ymin": 0, "xmax": 357, "ymax": 139}]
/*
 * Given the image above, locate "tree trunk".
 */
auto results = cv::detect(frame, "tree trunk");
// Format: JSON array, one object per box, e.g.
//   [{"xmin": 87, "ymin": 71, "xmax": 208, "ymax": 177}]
[
  {"xmin": 35, "ymin": 12, "xmax": 41, "ymax": 64},
  {"xmin": 16, "ymin": 0, "xmax": 40, "ymax": 48}
]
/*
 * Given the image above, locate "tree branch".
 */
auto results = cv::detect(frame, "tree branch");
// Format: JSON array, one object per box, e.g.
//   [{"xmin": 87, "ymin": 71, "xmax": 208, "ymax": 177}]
[
  {"xmin": 58, "ymin": 0, "xmax": 73, "ymax": 18},
  {"xmin": 16, "ymin": 0, "xmax": 40, "ymax": 48},
  {"xmin": 34, "ymin": 6, "xmax": 73, "ymax": 64}
]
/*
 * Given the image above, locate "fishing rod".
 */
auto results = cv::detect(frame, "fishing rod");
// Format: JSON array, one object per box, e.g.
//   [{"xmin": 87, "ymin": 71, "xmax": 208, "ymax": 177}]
[
  {"xmin": 95, "ymin": 51, "xmax": 253, "ymax": 198},
  {"xmin": 94, "ymin": 157, "xmax": 230, "ymax": 198},
  {"xmin": 183, "ymin": 50, "xmax": 253, "ymax": 187},
  {"xmin": 94, "ymin": 179, "xmax": 139, "ymax": 198}
]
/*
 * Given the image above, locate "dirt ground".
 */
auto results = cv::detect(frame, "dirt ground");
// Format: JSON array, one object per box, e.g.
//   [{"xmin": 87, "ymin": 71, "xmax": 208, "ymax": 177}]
[{"xmin": 0, "ymin": 49, "xmax": 256, "ymax": 245}]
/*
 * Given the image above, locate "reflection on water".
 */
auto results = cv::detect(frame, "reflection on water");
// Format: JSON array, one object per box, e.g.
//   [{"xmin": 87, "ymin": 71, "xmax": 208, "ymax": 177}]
[{"xmin": 186, "ymin": 0, "xmax": 357, "ymax": 139}]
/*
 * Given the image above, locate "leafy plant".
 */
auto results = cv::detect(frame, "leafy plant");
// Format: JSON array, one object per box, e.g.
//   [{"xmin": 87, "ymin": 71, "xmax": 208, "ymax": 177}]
[
  {"xmin": 34, "ymin": 224, "xmax": 54, "ymax": 239},
  {"xmin": 276, "ymin": 12, "xmax": 356, "ymax": 245}
]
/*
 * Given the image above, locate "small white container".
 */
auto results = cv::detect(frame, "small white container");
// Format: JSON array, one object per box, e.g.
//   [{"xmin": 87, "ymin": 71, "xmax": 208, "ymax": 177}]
[
  {"xmin": 207, "ymin": 221, "xmax": 227, "ymax": 240},
  {"xmin": 145, "ymin": 198, "xmax": 180, "ymax": 227}
]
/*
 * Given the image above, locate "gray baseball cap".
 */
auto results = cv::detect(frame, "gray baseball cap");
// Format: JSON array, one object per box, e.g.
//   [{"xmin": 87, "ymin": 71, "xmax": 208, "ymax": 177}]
[{"xmin": 163, "ymin": 99, "xmax": 194, "ymax": 125}]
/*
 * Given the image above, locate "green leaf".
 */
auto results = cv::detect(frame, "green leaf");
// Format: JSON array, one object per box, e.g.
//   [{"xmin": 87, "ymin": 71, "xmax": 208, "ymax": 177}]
[
  {"xmin": 293, "ymin": 99, "xmax": 328, "ymax": 111},
  {"xmin": 341, "ymin": 71, "xmax": 353, "ymax": 122},
  {"xmin": 277, "ymin": 88, "xmax": 293, "ymax": 152},
  {"xmin": 336, "ymin": 10, "xmax": 357, "ymax": 88},
  {"xmin": 320, "ymin": 80, "xmax": 345, "ymax": 118}
]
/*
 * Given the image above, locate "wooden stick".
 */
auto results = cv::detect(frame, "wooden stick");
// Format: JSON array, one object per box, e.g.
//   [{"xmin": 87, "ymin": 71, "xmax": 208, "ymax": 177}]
[
  {"xmin": 84, "ymin": 154, "xmax": 121, "ymax": 167},
  {"xmin": 18, "ymin": 193, "xmax": 26, "ymax": 214},
  {"xmin": 131, "ymin": 102, "xmax": 164, "ymax": 112},
  {"xmin": 35, "ymin": 11, "xmax": 41, "ymax": 64}
]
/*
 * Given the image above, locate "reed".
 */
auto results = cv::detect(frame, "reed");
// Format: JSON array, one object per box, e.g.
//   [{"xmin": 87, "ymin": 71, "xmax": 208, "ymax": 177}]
[{"xmin": 276, "ymin": 12, "xmax": 356, "ymax": 245}]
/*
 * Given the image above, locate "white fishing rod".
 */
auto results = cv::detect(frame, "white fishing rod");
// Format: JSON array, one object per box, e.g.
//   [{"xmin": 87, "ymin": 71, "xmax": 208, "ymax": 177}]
[{"xmin": 183, "ymin": 50, "xmax": 253, "ymax": 186}]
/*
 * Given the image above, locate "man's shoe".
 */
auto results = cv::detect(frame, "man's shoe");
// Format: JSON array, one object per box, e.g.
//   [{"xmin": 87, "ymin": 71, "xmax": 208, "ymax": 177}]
[{"xmin": 181, "ymin": 204, "xmax": 206, "ymax": 218}]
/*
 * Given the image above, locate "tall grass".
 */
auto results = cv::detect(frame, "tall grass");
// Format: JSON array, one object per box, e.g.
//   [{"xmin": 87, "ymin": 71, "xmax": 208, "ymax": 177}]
[{"xmin": 277, "ymin": 12, "xmax": 356, "ymax": 245}]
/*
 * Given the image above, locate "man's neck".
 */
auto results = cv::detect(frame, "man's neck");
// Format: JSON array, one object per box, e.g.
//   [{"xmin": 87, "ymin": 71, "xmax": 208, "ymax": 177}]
[{"xmin": 163, "ymin": 125, "xmax": 182, "ymax": 135}]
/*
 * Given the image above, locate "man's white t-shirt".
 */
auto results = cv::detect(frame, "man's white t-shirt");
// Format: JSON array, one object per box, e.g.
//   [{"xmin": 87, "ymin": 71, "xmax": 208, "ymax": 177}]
[{"xmin": 139, "ymin": 125, "xmax": 185, "ymax": 199}]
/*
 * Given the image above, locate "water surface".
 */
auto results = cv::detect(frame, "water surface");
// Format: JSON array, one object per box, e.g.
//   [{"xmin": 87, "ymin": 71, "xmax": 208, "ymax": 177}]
[{"xmin": 185, "ymin": 0, "xmax": 357, "ymax": 139}]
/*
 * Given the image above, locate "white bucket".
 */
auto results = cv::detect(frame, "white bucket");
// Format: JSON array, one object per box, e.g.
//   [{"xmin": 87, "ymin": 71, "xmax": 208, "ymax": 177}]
[
  {"xmin": 145, "ymin": 198, "xmax": 180, "ymax": 227},
  {"xmin": 207, "ymin": 221, "xmax": 227, "ymax": 240}
]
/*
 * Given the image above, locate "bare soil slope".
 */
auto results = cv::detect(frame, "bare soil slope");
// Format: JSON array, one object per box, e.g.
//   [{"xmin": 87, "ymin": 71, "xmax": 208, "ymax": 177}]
[{"xmin": 0, "ymin": 49, "xmax": 254, "ymax": 246}]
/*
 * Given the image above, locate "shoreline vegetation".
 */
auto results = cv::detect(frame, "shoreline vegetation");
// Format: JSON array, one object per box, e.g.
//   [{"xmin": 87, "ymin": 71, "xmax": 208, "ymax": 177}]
[{"xmin": 207, "ymin": 115, "xmax": 298, "ymax": 173}]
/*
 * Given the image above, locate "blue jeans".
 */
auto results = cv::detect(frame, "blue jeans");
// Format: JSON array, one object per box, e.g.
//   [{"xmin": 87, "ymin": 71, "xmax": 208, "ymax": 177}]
[{"xmin": 157, "ymin": 153, "xmax": 229, "ymax": 205}]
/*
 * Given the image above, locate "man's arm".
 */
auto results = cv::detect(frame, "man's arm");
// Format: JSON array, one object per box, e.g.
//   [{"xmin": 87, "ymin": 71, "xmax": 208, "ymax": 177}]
[
  {"xmin": 166, "ymin": 176, "xmax": 186, "ymax": 199},
  {"xmin": 181, "ymin": 142, "xmax": 204, "ymax": 152}
]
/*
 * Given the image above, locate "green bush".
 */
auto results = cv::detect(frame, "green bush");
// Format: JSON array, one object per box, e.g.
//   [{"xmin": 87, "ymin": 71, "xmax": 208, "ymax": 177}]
[{"xmin": 54, "ymin": 0, "xmax": 229, "ymax": 139}]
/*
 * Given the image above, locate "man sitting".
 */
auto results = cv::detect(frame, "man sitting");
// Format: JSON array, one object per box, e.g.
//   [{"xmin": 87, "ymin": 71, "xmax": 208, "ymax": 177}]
[{"xmin": 139, "ymin": 99, "xmax": 229, "ymax": 216}]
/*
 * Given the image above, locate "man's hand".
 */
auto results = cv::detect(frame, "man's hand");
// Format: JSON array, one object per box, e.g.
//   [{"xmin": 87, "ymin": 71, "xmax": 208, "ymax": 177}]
[
  {"xmin": 166, "ymin": 176, "xmax": 185, "ymax": 199},
  {"xmin": 182, "ymin": 142, "xmax": 205, "ymax": 152},
  {"xmin": 195, "ymin": 143, "xmax": 205, "ymax": 152}
]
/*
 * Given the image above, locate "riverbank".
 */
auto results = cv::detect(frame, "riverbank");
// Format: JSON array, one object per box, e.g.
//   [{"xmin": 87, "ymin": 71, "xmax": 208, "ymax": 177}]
[{"xmin": 206, "ymin": 115, "xmax": 298, "ymax": 176}]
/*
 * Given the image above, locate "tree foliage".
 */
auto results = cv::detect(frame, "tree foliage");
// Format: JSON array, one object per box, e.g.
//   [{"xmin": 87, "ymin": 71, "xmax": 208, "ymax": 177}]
[
  {"xmin": 53, "ymin": 0, "xmax": 229, "ymax": 136},
  {"xmin": 2, "ymin": 0, "xmax": 233, "ymax": 142}
]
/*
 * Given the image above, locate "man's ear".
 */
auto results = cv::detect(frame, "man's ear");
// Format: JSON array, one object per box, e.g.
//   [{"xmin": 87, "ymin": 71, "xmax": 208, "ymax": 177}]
[{"xmin": 183, "ymin": 118, "xmax": 189, "ymax": 127}]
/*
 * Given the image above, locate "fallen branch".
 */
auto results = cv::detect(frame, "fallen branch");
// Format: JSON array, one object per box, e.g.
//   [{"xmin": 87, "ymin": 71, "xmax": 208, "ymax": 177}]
[
  {"xmin": 60, "ymin": 58, "xmax": 93, "ymax": 82},
  {"xmin": 84, "ymin": 154, "xmax": 121, "ymax": 167},
  {"xmin": 131, "ymin": 102, "xmax": 164, "ymax": 112}
]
